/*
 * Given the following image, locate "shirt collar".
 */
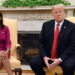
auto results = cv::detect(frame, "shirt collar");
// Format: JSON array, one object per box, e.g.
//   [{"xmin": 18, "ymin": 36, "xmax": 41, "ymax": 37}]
[{"xmin": 55, "ymin": 20, "xmax": 64, "ymax": 27}]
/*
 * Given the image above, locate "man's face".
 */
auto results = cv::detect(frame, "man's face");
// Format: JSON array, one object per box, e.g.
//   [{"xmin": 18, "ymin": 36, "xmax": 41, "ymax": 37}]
[{"xmin": 52, "ymin": 8, "xmax": 65, "ymax": 23}]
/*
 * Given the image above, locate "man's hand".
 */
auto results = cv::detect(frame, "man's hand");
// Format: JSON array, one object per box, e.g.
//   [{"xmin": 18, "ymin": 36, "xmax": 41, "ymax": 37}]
[
  {"xmin": 48, "ymin": 58, "xmax": 62, "ymax": 69},
  {"xmin": 44, "ymin": 56, "xmax": 51, "ymax": 69},
  {"xmin": 44, "ymin": 57, "xmax": 62, "ymax": 69}
]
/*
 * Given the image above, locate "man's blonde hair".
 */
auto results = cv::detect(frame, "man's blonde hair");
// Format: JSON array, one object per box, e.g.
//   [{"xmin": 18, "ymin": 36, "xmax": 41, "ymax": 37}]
[{"xmin": 52, "ymin": 4, "xmax": 64, "ymax": 10}]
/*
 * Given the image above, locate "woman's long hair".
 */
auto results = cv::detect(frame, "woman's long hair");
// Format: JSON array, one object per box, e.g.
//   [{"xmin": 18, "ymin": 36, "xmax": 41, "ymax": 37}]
[{"xmin": 0, "ymin": 13, "xmax": 4, "ymax": 29}]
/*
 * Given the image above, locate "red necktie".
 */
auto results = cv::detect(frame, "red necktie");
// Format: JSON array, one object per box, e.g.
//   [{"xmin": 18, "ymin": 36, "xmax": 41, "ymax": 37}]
[{"xmin": 51, "ymin": 23, "xmax": 59, "ymax": 59}]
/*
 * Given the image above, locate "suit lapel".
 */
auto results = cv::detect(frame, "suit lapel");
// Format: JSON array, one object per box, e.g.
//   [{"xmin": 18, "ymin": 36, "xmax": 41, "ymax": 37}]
[
  {"xmin": 50, "ymin": 20, "xmax": 55, "ymax": 40},
  {"xmin": 57, "ymin": 19, "xmax": 68, "ymax": 47},
  {"xmin": 49, "ymin": 20, "xmax": 55, "ymax": 45}
]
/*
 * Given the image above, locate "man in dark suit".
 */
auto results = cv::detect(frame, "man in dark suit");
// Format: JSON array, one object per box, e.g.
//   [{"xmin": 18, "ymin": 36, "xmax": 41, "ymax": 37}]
[{"xmin": 30, "ymin": 4, "xmax": 75, "ymax": 75}]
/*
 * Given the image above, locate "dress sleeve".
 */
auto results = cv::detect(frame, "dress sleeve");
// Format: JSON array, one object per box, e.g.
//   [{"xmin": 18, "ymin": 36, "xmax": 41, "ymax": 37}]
[{"xmin": 5, "ymin": 26, "xmax": 11, "ymax": 50}]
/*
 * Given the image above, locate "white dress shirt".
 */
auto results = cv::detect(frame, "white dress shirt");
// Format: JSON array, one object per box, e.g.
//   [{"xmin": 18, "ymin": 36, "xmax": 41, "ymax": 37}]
[{"xmin": 54, "ymin": 20, "xmax": 64, "ymax": 32}]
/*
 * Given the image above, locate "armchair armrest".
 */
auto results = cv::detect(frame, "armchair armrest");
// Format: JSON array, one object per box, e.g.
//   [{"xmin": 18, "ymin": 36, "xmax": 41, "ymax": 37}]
[
  {"xmin": 16, "ymin": 44, "xmax": 21, "ymax": 60},
  {"xmin": 16, "ymin": 44, "xmax": 20, "ymax": 48}
]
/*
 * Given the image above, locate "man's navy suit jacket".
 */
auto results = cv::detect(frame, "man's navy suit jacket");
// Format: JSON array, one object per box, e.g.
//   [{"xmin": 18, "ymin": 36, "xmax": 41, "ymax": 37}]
[{"xmin": 39, "ymin": 19, "xmax": 75, "ymax": 62}]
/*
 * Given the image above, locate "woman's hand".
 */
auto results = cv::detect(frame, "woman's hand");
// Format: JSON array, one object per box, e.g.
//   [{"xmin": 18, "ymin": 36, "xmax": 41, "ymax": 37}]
[
  {"xmin": 0, "ymin": 50, "xmax": 9, "ymax": 59},
  {"xmin": 0, "ymin": 51, "xmax": 5, "ymax": 59},
  {"xmin": 3, "ymin": 50, "xmax": 9, "ymax": 59}
]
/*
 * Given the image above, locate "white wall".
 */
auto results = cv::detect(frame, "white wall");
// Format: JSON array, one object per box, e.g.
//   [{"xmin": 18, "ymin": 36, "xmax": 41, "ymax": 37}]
[{"xmin": 66, "ymin": 0, "xmax": 75, "ymax": 5}]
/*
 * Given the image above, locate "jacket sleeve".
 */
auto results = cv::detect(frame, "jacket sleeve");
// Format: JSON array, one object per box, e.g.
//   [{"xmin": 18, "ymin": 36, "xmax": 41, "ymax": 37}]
[
  {"xmin": 60, "ymin": 26, "xmax": 75, "ymax": 62},
  {"xmin": 39, "ymin": 23, "xmax": 47, "ymax": 58},
  {"xmin": 5, "ymin": 26, "xmax": 11, "ymax": 50}
]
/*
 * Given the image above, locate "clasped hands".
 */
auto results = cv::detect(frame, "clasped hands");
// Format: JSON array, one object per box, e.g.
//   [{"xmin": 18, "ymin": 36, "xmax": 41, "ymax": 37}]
[
  {"xmin": 44, "ymin": 56, "xmax": 61, "ymax": 69},
  {"xmin": 0, "ymin": 50, "xmax": 9, "ymax": 60}
]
